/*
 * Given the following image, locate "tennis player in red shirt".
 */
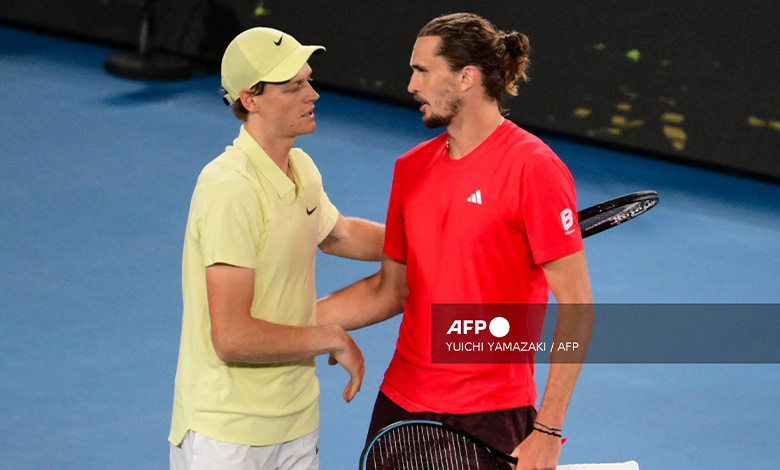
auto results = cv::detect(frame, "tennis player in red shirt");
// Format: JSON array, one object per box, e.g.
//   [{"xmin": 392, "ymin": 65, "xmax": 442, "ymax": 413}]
[{"xmin": 318, "ymin": 13, "xmax": 594, "ymax": 470}]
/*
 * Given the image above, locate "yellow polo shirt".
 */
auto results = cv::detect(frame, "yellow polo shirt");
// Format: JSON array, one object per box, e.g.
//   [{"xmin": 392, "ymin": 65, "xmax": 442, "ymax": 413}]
[{"xmin": 169, "ymin": 125, "xmax": 338, "ymax": 446}]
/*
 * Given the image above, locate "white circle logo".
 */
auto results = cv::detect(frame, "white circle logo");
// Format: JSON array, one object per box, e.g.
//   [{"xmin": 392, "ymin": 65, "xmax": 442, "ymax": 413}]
[{"xmin": 489, "ymin": 317, "xmax": 510, "ymax": 338}]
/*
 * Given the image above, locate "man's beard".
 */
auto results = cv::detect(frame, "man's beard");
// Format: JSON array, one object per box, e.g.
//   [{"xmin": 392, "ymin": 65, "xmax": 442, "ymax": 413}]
[{"xmin": 421, "ymin": 96, "xmax": 462, "ymax": 129}]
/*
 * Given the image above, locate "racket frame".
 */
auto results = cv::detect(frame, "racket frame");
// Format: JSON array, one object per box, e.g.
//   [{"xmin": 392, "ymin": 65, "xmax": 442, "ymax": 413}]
[
  {"xmin": 360, "ymin": 419, "xmax": 516, "ymax": 469},
  {"xmin": 577, "ymin": 190, "xmax": 659, "ymax": 239}
]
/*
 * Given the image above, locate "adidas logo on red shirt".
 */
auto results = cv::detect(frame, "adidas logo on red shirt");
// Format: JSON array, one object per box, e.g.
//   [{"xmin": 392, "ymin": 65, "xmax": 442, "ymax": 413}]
[{"xmin": 466, "ymin": 190, "xmax": 482, "ymax": 204}]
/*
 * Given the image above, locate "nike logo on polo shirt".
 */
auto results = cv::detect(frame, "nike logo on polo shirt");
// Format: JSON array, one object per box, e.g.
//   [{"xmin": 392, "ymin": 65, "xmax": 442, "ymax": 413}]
[
  {"xmin": 306, "ymin": 206, "xmax": 317, "ymax": 215},
  {"xmin": 466, "ymin": 190, "xmax": 482, "ymax": 205},
  {"xmin": 274, "ymin": 35, "xmax": 283, "ymax": 46}
]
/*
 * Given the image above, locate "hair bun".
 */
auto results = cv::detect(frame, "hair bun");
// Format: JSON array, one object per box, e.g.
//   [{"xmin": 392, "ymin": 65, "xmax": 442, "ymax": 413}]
[
  {"xmin": 501, "ymin": 32, "xmax": 530, "ymax": 59},
  {"xmin": 498, "ymin": 30, "xmax": 531, "ymax": 95}
]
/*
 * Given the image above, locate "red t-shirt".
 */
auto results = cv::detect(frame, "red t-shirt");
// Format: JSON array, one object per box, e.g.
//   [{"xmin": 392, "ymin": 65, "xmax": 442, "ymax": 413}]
[{"xmin": 381, "ymin": 120, "xmax": 584, "ymax": 414}]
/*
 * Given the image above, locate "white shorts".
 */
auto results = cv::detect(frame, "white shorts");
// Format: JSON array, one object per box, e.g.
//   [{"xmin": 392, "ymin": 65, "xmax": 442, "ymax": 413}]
[{"xmin": 170, "ymin": 429, "xmax": 319, "ymax": 470}]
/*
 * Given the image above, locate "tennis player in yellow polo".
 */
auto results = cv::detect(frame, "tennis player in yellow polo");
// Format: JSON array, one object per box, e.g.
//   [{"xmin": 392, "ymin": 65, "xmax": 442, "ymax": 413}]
[{"xmin": 169, "ymin": 27, "xmax": 384, "ymax": 470}]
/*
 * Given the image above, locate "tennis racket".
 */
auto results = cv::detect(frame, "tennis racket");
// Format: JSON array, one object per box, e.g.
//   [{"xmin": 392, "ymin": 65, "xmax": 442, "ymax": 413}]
[
  {"xmin": 361, "ymin": 420, "xmax": 639, "ymax": 470},
  {"xmin": 578, "ymin": 190, "xmax": 658, "ymax": 239}
]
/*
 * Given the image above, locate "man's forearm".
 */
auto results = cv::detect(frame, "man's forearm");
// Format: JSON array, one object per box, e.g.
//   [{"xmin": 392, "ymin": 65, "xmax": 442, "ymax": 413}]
[
  {"xmin": 322, "ymin": 217, "xmax": 384, "ymax": 261},
  {"xmin": 212, "ymin": 318, "xmax": 351, "ymax": 364},
  {"xmin": 535, "ymin": 303, "xmax": 594, "ymax": 428},
  {"xmin": 318, "ymin": 271, "xmax": 405, "ymax": 330}
]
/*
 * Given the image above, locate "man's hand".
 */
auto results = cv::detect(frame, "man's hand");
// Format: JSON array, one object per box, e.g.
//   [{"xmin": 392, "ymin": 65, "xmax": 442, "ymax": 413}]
[
  {"xmin": 509, "ymin": 430, "xmax": 561, "ymax": 470},
  {"xmin": 327, "ymin": 327, "xmax": 365, "ymax": 402}
]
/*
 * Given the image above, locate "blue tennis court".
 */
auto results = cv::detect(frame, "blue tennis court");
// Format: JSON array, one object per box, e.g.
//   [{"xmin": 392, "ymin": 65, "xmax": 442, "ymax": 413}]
[{"xmin": 1, "ymin": 26, "xmax": 779, "ymax": 469}]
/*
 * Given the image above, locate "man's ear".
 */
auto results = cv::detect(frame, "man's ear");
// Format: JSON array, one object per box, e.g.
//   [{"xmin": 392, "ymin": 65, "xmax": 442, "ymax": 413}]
[
  {"xmin": 460, "ymin": 65, "xmax": 480, "ymax": 92},
  {"xmin": 239, "ymin": 88, "xmax": 260, "ymax": 112}
]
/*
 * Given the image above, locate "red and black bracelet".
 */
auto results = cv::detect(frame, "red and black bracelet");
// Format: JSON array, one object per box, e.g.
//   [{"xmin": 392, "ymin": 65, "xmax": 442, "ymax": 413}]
[{"xmin": 533, "ymin": 421, "xmax": 562, "ymax": 438}]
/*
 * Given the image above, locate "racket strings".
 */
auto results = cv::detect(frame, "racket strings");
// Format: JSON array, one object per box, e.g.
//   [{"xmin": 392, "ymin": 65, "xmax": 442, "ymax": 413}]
[
  {"xmin": 364, "ymin": 424, "xmax": 497, "ymax": 470},
  {"xmin": 580, "ymin": 199, "xmax": 656, "ymax": 232},
  {"xmin": 580, "ymin": 204, "xmax": 635, "ymax": 230}
]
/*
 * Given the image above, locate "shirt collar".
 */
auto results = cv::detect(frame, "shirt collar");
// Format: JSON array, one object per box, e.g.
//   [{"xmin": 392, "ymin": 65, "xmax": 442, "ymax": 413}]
[{"xmin": 233, "ymin": 125, "xmax": 296, "ymax": 198}]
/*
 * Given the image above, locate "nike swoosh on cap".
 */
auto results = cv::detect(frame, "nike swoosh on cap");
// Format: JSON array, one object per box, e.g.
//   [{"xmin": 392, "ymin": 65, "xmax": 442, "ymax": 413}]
[{"xmin": 274, "ymin": 35, "xmax": 283, "ymax": 46}]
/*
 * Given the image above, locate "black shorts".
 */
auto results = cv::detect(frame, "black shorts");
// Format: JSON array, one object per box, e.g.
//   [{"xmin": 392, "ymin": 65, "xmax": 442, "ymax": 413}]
[{"xmin": 366, "ymin": 391, "xmax": 536, "ymax": 457}]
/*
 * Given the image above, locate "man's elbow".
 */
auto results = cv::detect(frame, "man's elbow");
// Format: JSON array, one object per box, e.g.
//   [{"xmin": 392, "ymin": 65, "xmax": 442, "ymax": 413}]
[
  {"xmin": 318, "ymin": 238, "xmax": 339, "ymax": 256},
  {"xmin": 211, "ymin": 328, "xmax": 242, "ymax": 363},
  {"xmin": 316, "ymin": 300, "xmax": 337, "ymax": 326},
  {"xmin": 395, "ymin": 290, "xmax": 407, "ymax": 312},
  {"xmin": 386, "ymin": 287, "xmax": 407, "ymax": 318}
]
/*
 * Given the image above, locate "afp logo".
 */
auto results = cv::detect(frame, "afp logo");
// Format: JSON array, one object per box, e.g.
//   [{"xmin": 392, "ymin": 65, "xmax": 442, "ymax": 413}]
[{"xmin": 446, "ymin": 317, "xmax": 510, "ymax": 338}]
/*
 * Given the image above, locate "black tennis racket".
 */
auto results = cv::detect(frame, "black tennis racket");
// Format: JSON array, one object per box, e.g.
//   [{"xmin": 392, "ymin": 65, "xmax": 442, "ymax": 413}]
[
  {"xmin": 578, "ymin": 190, "xmax": 658, "ymax": 239},
  {"xmin": 360, "ymin": 420, "xmax": 640, "ymax": 470}
]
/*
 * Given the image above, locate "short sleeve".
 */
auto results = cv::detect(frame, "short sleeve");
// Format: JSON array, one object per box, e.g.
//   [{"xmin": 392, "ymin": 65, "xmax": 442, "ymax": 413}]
[
  {"xmin": 195, "ymin": 180, "xmax": 264, "ymax": 268},
  {"xmin": 316, "ymin": 187, "xmax": 339, "ymax": 244},
  {"xmin": 383, "ymin": 162, "xmax": 407, "ymax": 263},
  {"xmin": 517, "ymin": 155, "xmax": 584, "ymax": 265}
]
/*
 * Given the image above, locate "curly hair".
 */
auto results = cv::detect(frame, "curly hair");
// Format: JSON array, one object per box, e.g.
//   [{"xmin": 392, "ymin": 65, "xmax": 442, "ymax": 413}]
[{"xmin": 418, "ymin": 13, "xmax": 530, "ymax": 108}]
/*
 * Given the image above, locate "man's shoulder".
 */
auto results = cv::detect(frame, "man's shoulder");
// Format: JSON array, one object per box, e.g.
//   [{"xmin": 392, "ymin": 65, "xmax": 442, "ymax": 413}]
[
  {"xmin": 504, "ymin": 122, "xmax": 557, "ymax": 159},
  {"xmin": 195, "ymin": 149, "xmax": 255, "ymax": 194},
  {"xmin": 502, "ymin": 126, "xmax": 574, "ymax": 189},
  {"xmin": 394, "ymin": 133, "xmax": 446, "ymax": 171},
  {"xmin": 498, "ymin": 123, "xmax": 568, "ymax": 176}
]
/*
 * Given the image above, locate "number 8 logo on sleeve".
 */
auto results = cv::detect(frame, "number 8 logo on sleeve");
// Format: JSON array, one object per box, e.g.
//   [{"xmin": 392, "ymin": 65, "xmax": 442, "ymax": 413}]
[{"xmin": 560, "ymin": 208, "xmax": 574, "ymax": 232}]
